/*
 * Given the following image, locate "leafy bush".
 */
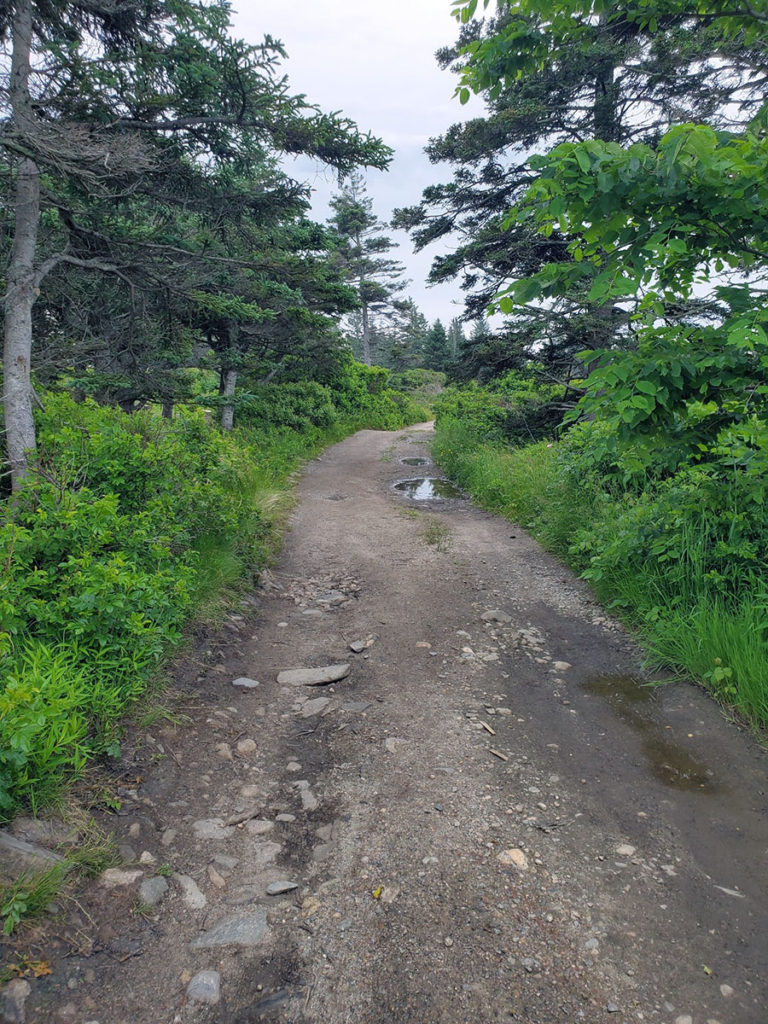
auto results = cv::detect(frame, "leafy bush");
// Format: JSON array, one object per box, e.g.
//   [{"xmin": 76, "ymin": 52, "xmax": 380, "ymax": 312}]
[{"xmin": 434, "ymin": 370, "xmax": 564, "ymax": 444}]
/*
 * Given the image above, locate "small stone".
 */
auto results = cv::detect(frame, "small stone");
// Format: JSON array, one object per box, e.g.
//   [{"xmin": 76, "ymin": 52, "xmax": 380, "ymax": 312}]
[
  {"xmin": 584, "ymin": 938, "xmax": 599, "ymax": 951},
  {"xmin": 236, "ymin": 738, "xmax": 257, "ymax": 755},
  {"xmin": 497, "ymin": 848, "xmax": 529, "ymax": 870},
  {"xmin": 277, "ymin": 664, "xmax": 350, "ymax": 687},
  {"xmin": 138, "ymin": 850, "xmax": 156, "ymax": 865},
  {"xmin": 553, "ymin": 661, "xmax": 572, "ymax": 672},
  {"xmin": 192, "ymin": 818, "xmax": 233, "ymax": 840},
  {"xmin": 246, "ymin": 819, "xmax": 275, "ymax": 835},
  {"xmin": 186, "ymin": 970, "xmax": 221, "ymax": 1005},
  {"xmin": 615, "ymin": 843, "xmax": 636, "ymax": 857},
  {"xmin": 215, "ymin": 742, "xmax": 233, "ymax": 761},
  {"xmin": 481, "ymin": 610, "xmax": 512, "ymax": 623},
  {"xmin": 128, "ymin": 823, "xmax": 141, "ymax": 838},
  {"xmin": 444, "ymin": 936, "xmax": 454, "ymax": 947},
  {"xmin": 118, "ymin": 843, "xmax": 137, "ymax": 863},
  {"xmin": 301, "ymin": 696, "xmax": 331, "ymax": 718},
  {"xmin": 286, "ymin": 761, "xmax": 302, "ymax": 772},
  {"xmin": 1, "ymin": 978, "xmax": 31, "ymax": 1024},
  {"xmin": 139, "ymin": 876, "xmax": 169, "ymax": 906},
  {"xmin": 674, "ymin": 1017, "xmax": 693, "ymax": 1024},
  {"xmin": 191, "ymin": 910, "xmax": 268, "ymax": 949},
  {"xmin": 275, "ymin": 814, "xmax": 296, "ymax": 823},
  {"xmin": 100, "ymin": 867, "xmax": 143, "ymax": 888},
  {"xmin": 384, "ymin": 737, "xmax": 403, "ymax": 754},
  {"xmin": 521, "ymin": 958, "xmax": 539, "ymax": 973},
  {"xmin": 266, "ymin": 880, "xmax": 299, "ymax": 895},
  {"xmin": 176, "ymin": 874, "xmax": 207, "ymax": 909},
  {"xmin": 719, "ymin": 984, "xmax": 734, "ymax": 998},
  {"xmin": 606, "ymin": 1003, "xmax": 620, "ymax": 1013},
  {"xmin": 232, "ymin": 677, "xmax": 260, "ymax": 689},
  {"xmin": 208, "ymin": 865, "xmax": 227, "ymax": 889},
  {"xmin": 300, "ymin": 788, "xmax": 319, "ymax": 812},
  {"xmin": 349, "ymin": 640, "xmax": 366, "ymax": 654},
  {"xmin": 160, "ymin": 829, "xmax": 177, "ymax": 847}
]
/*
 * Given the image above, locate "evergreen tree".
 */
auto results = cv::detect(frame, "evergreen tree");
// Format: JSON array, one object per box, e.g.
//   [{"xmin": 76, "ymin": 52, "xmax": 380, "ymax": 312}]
[
  {"xmin": 394, "ymin": 1, "xmax": 765, "ymax": 382},
  {"xmin": 422, "ymin": 319, "xmax": 451, "ymax": 373},
  {"xmin": 328, "ymin": 172, "xmax": 409, "ymax": 365}
]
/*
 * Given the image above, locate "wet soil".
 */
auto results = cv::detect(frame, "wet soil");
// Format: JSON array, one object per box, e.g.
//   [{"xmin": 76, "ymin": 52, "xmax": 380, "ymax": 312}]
[{"xmin": 3, "ymin": 424, "xmax": 767, "ymax": 1024}]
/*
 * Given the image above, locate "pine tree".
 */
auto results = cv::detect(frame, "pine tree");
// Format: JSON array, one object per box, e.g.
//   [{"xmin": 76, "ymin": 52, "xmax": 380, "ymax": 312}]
[{"xmin": 328, "ymin": 173, "xmax": 408, "ymax": 365}]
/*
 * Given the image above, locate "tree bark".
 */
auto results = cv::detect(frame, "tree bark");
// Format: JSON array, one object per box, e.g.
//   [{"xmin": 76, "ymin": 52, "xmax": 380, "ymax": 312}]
[
  {"xmin": 4, "ymin": 0, "xmax": 39, "ymax": 491},
  {"xmin": 220, "ymin": 369, "xmax": 237, "ymax": 430},
  {"xmin": 361, "ymin": 295, "xmax": 372, "ymax": 365}
]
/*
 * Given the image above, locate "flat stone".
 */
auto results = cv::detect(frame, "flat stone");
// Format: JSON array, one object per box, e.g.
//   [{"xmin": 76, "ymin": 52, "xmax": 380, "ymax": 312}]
[
  {"xmin": 301, "ymin": 697, "xmax": 331, "ymax": 718},
  {"xmin": 341, "ymin": 701, "xmax": 372, "ymax": 713},
  {"xmin": 192, "ymin": 818, "xmax": 233, "ymax": 840},
  {"xmin": 186, "ymin": 970, "xmax": 221, "ymax": 1005},
  {"xmin": 615, "ymin": 843, "xmax": 636, "ymax": 857},
  {"xmin": 232, "ymin": 677, "xmax": 260, "ymax": 689},
  {"xmin": 161, "ymin": 828, "xmax": 177, "ymax": 847},
  {"xmin": 0, "ymin": 831, "xmax": 64, "ymax": 883},
  {"xmin": 300, "ymin": 788, "xmax": 319, "ymax": 812},
  {"xmin": 481, "ymin": 610, "xmax": 512, "ymax": 623},
  {"xmin": 497, "ymin": 848, "xmax": 529, "ymax": 870},
  {"xmin": 191, "ymin": 909, "xmax": 268, "ymax": 949},
  {"xmin": 250, "ymin": 841, "xmax": 282, "ymax": 865},
  {"xmin": 139, "ymin": 876, "xmax": 169, "ymax": 906},
  {"xmin": 720, "ymin": 984, "xmax": 734, "ymax": 998},
  {"xmin": 348, "ymin": 640, "xmax": 366, "ymax": 653},
  {"xmin": 100, "ymin": 868, "xmax": 143, "ymax": 888},
  {"xmin": 245, "ymin": 819, "xmax": 274, "ymax": 836},
  {"xmin": 553, "ymin": 661, "xmax": 572, "ymax": 672},
  {"xmin": 277, "ymin": 664, "xmax": 350, "ymax": 687},
  {"xmin": 1, "ymin": 978, "xmax": 31, "ymax": 1024},
  {"xmin": 266, "ymin": 880, "xmax": 299, "ymax": 895},
  {"xmin": 175, "ymin": 873, "xmax": 207, "ymax": 910}
]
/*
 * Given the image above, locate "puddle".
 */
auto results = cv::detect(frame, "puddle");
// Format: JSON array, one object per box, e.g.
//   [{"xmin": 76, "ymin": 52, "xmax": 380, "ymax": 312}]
[
  {"xmin": 400, "ymin": 457, "xmax": 430, "ymax": 466},
  {"xmin": 394, "ymin": 477, "xmax": 465, "ymax": 501},
  {"xmin": 582, "ymin": 676, "xmax": 714, "ymax": 792}
]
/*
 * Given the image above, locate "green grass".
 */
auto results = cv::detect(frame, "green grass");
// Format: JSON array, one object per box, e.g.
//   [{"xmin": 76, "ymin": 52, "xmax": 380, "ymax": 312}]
[{"xmin": 431, "ymin": 415, "xmax": 768, "ymax": 731}]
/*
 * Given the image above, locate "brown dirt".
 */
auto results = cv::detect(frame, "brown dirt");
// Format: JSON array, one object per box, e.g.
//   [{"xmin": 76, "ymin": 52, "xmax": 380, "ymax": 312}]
[{"xmin": 3, "ymin": 424, "xmax": 768, "ymax": 1024}]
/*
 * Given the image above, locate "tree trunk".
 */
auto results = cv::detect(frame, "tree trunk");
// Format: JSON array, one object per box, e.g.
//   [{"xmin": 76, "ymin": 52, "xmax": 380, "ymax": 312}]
[
  {"xmin": 361, "ymin": 298, "xmax": 372, "ymax": 366},
  {"xmin": 220, "ymin": 369, "xmax": 237, "ymax": 431},
  {"xmin": 162, "ymin": 401, "xmax": 173, "ymax": 420},
  {"xmin": 4, "ymin": 0, "xmax": 39, "ymax": 491}
]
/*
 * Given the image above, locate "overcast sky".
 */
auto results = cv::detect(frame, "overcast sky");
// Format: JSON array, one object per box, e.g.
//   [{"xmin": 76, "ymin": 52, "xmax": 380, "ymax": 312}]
[{"xmin": 230, "ymin": 1, "xmax": 485, "ymax": 326}]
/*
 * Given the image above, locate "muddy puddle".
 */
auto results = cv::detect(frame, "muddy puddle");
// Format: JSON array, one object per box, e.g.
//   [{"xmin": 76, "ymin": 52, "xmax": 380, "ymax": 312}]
[
  {"xmin": 582, "ymin": 675, "xmax": 715, "ymax": 791},
  {"xmin": 394, "ymin": 477, "xmax": 465, "ymax": 501},
  {"xmin": 400, "ymin": 457, "xmax": 430, "ymax": 466}
]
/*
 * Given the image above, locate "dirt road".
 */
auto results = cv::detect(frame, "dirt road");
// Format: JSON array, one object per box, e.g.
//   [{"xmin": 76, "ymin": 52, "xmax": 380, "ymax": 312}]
[{"xmin": 9, "ymin": 425, "xmax": 768, "ymax": 1024}]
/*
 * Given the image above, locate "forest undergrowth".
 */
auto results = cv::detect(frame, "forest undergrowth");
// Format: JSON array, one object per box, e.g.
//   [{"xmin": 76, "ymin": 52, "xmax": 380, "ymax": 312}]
[{"xmin": 432, "ymin": 377, "xmax": 768, "ymax": 733}]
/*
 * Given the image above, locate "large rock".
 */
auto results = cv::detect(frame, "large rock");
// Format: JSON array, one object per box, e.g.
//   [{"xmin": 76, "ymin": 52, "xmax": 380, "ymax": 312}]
[
  {"xmin": 0, "ymin": 832, "xmax": 64, "ymax": 883},
  {"xmin": 277, "ymin": 664, "xmax": 350, "ymax": 687}
]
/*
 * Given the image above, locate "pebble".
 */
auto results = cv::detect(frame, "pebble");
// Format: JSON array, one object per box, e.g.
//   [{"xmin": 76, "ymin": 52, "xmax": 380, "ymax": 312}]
[
  {"xmin": 236, "ymin": 738, "xmax": 257, "ymax": 756},
  {"xmin": 384, "ymin": 737, "xmax": 403, "ymax": 754},
  {"xmin": 266, "ymin": 880, "xmax": 299, "ymax": 895},
  {"xmin": 176, "ymin": 873, "xmax": 207, "ymax": 909},
  {"xmin": 100, "ymin": 868, "xmax": 143, "ymax": 888},
  {"xmin": 192, "ymin": 818, "xmax": 233, "ymax": 840},
  {"xmin": 128, "ymin": 823, "xmax": 141, "ymax": 838},
  {"xmin": 232, "ymin": 677, "xmax": 260, "ymax": 689},
  {"xmin": 497, "ymin": 849, "xmax": 529, "ymax": 870},
  {"xmin": 118, "ymin": 843, "xmax": 136, "ymax": 862},
  {"xmin": 215, "ymin": 742, "xmax": 233, "ymax": 761},
  {"xmin": 278, "ymin": 664, "xmax": 350, "ymax": 686},
  {"xmin": 139, "ymin": 876, "xmax": 169, "ymax": 907},
  {"xmin": 191, "ymin": 910, "xmax": 268, "ymax": 949},
  {"xmin": 606, "ymin": 1003, "xmax": 619, "ymax": 1013},
  {"xmin": 584, "ymin": 938, "xmax": 599, "ymax": 951},
  {"xmin": 287, "ymin": 761, "xmax": 302, "ymax": 772},
  {"xmin": 161, "ymin": 829, "xmax": 177, "ymax": 847},
  {"xmin": 186, "ymin": 970, "xmax": 221, "ymax": 1005},
  {"xmin": 276, "ymin": 813, "xmax": 296, "ymax": 823},
  {"xmin": 444, "ymin": 936, "xmax": 454, "ymax": 947},
  {"xmin": 349, "ymin": 640, "xmax": 367, "ymax": 654},
  {"xmin": 719, "ymin": 984, "xmax": 734, "ymax": 998},
  {"xmin": 246, "ymin": 819, "xmax": 275, "ymax": 835},
  {"xmin": 674, "ymin": 1017, "xmax": 693, "ymax": 1024},
  {"xmin": 481, "ymin": 610, "xmax": 512, "ymax": 623},
  {"xmin": 553, "ymin": 661, "xmax": 572, "ymax": 671},
  {"xmin": 1, "ymin": 978, "xmax": 31, "ymax": 1024},
  {"xmin": 138, "ymin": 850, "xmax": 156, "ymax": 865},
  {"xmin": 208, "ymin": 865, "xmax": 227, "ymax": 889},
  {"xmin": 616, "ymin": 843, "xmax": 637, "ymax": 857}
]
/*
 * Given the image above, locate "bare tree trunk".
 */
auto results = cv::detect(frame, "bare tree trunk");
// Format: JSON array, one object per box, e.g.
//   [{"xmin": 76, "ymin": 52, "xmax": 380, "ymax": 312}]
[
  {"xmin": 361, "ymin": 298, "xmax": 372, "ymax": 366},
  {"xmin": 221, "ymin": 369, "xmax": 237, "ymax": 431},
  {"xmin": 162, "ymin": 401, "xmax": 173, "ymax": 420},
  {"xmin": 4, "ymin": 0, "xmax": 39, "ymax": 491}
]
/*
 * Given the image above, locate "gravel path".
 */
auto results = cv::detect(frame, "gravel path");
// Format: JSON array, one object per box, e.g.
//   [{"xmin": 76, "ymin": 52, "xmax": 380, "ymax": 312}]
[{"xmin": 6, "ymin": 424, "xmax": 768, "ymax": 1024}]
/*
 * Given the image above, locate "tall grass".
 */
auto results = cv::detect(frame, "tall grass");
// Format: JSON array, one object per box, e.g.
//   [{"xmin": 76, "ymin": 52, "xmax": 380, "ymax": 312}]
[{"xmin": 432, "ymin": 416, "xmax": 768, "ymax": 730}]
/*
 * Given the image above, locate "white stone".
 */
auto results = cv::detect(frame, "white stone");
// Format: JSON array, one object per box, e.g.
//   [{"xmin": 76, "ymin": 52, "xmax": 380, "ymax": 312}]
[{"xmin": 175, "ymin": 873, "xmax": 207, "ymax": 909}]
